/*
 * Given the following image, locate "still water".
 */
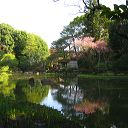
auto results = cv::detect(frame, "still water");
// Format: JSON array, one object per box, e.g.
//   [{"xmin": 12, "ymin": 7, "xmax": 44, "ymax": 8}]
[
  {"xmin": 1, "ymin": 75, "xmax": 128, "ymax": 127},
  {"xmin": 40, "ymin": 77, "xmax": 128, "ymax": 128}
]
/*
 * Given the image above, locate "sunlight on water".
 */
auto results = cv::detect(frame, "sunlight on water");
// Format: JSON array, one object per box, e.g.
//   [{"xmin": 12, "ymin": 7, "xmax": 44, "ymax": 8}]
[{"xmin": 40, "ymin": 89, "xmax": 62, "ymax": 111}]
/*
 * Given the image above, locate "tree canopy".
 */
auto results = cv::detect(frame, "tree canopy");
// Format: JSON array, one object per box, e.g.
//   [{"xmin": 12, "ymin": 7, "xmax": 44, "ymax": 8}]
[{"xmin": 0, "ymin": 23, "xmax": 49, "ymax": 72}]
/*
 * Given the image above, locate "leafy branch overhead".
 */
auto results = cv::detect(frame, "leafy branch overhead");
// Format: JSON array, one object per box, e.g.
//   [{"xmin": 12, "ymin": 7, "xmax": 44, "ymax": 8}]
[{"xmin": 101, "ymin": 4, "xmax": 128, "ymax": 20}]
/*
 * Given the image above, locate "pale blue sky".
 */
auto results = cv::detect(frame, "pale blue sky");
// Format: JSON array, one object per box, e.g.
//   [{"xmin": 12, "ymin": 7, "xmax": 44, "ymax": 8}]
[{"xmin": 0, "ymin": 0, "xmax": 125, "ymax": 48}]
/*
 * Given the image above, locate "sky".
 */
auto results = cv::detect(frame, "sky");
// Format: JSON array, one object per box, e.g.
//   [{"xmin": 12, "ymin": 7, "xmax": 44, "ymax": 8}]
[{"xmin": 0, "ymin": 0, "xmax": 126, "ymax": 48}]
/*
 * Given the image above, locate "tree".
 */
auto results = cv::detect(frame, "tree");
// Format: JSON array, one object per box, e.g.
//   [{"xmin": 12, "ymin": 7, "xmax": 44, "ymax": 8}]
[
  {"xmin": 59, "ymin": 15, "xmax": 89, "ymax": 57},
  {"xmin": 75, "ymin": 37, "xmax": 111, "ymax": 72},
  {"xmin": 101, "ymin": 4, "xmax": 128, "ymax": 21},
  {"xmin": 0, "ymin": 23, "xmax": 15, "ymax": 53},
  {"xmin": 109, "ymin": 20, "xmax": 128, "ymax": 57},
  {"xmin": 50, "ymin": 38, "xmax": 69, "ymax": 68},
  {"xmin": 0, "ymin": 53, "xmax": 18, "ymax": 70},
  {"xmin": 19, "ymin": 33, "xmax": 49, "ymax": 71},
  {"xmin": 100, "ymin": 4, "xmax": 128, "ymax": 72},
  {"xmin": 52, "ymin": 10, "xmax": 110, "ymax": 58},
  {"xmin": 53, "ymin": 0, "xmax": 101, "ymax": 13},
  {"xmin": 13, "ymin": 30, "xmax": 28, "ymax": 59},
  {"xmin": 0, "ymin": 23, "xmax": 49, "ymax": 71},
  {"xmin": 91, "ymin": 10, "xmax": 110, "ymax": 40}
]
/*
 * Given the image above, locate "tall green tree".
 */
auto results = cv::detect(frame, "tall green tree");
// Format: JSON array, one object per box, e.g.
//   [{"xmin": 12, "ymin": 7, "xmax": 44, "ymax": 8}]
[
  {"xmin": 0, "ymin": 23, "xmax": 49, "ymax": 71},
  {"xmin": 101, "ymin": 4, "xmax": 128, "ymax": 72},
  {"xmin": 13, "ymin": 30, "xmax": 28, "ymax": 59},
  {"xmin": 0, "ymin": 23, "xmax": 15, "ymax": 53},
  {"xmin": 19, "ymin": 33, "xmax": 49, "ymax": 71}
]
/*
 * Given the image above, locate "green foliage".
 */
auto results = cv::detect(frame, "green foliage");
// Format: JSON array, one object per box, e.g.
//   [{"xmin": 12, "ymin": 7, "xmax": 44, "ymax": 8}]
[
  {"xmin": 0, "ymin": 66, "xmax": 15, "ymax": 97},
  {"xmin": 22, "ymin": 83, "xmax": 50, "ymax": 104},
  {"xmin": 52, "ymin": 11, "xmax": 110, "ymax": 53},
  {"xmin": 13, "ymin": 30, "xmax": 28, "ymax": 59},
  {"xmin": 109, "ymin": 20, "xmax": 128, "ymax": 57},
  {"xmin": 0, "ymin": 23, "xmax": 49, "ymax": 71},
  {"xmin": 92, "ymin": 11, "xmax": 110, "ymax": 40},
  {"xmin": 13, "ymin": 79, "xmax": 50, "ymax": 104},
  {"xmin": 0, "ymin": 66, "xmax": 10, "ymax": 83},
  {"xmin": 109, "ymin": 20, "xmax": 128, "ymax": 72},
  {"xmin": 0, "ymin": 65, "xmax": 9, "ymax": 72},
  {"xmin": 101, "ymin": 4, "xmax": 128, "ymax": 21},
  {"xmin": 0, "ymin": 95, "xmax": 82, "ymax": 128},
  {"xmin": 78, "ymin": 52, "xmax": 97, "ymax": 73},
  {"xmin": 0, "ymin": 76, "xmax": 82, "ymax": 128},
  {"xmin": 0, "ymin": 81, "xmax": 16, "ymax": 97},
  {"xmin": 112, "ymin": 54, "xmax": 128, "ymax": 73},
  {"xmin": 18, "ymin": 33, "xmax": 49, "ymax": 71},
  {"xmin": 101, "ymin": 4, "xmax": 128, "ymax": 72},
  {"xmin": 52, "ymin": 38, "xmax": 67, "ymax": 50},
  {"xmin": 67, "ymin": 12, "xmax": 110, "ymax": 41},
  {"xmin": 24, "ymin": 33, "xmax": 49, "ymax": 64},
  {"xmin": 0, "ymin": 53, "xmax": 18, "ymax": 70},
  {"xmin": 0, "ymin": 23, "xmax": 15, "ymax": 53},
  {"xmin": 61, "ymin": 15, "xmax": 85, "ymax": 39},
  {"xmin": 18, "ymin": 56, "xmax": 30, "ymax": 71}
]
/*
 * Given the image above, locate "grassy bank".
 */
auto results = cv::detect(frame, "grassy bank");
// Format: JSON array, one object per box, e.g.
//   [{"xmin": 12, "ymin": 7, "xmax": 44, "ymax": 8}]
[
  {"xmin": 78, "ymin": 73, "xmax": 128, "ymax": 80},
  {"xmin": 10, "ymin": 72, "xmax": 56, "ymax": 80},
  {"xmin": 11, "ymin": 71, "xmax": 128, "ymax": 80}
]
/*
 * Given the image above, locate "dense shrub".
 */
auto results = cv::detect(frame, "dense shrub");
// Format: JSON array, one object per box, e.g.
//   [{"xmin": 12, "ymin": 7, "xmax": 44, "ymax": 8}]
[
  {"xmin": 109, "ymin": 20, "xmax": 128, "ymax": 58},
  {"xmin": 109, "ymin": 20, "xmax": 128, "ymax": 72},
  {"xmin": 112, "ymin": 54, "xmax": 128, "ymax": 73},
  {"xmin": 0, "ymin": 54, "xmax": 18, "ymax": 70}
]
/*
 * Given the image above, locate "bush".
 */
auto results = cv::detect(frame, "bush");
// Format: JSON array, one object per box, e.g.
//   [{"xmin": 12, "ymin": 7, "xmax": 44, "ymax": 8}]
[
  {"xmin": 112, "ymin": 54, "xmax": 128, "ymax": 73},
  {"xmin": 0, "ymin": 54, "xmax": 18, "ymax": 70},
  {"xmin": 109, "ymin": 20, "xmax": 128, "ymax": 58}
]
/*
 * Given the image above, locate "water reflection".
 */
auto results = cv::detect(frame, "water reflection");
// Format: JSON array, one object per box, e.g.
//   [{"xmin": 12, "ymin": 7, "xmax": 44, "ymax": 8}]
[
  {"xmin": 73, "ymin": 99, "xmax": 109, "ymax": 114},
  {"xmin": 14, "ymin": 79, "xmax": 50, "ymax": 104},
  {"xmin": 0, "ymin": 74, "xmax": 128, "ymax": 127},
  {"xmin": 41, "ymin": 76, "xmax": 128, "ymax": 127},
  {"xmin": 41, "ymin": 89, "xmax": 62, "ymax": 111},
  {"xmin": 0, "ymin": 70, "xmax": 16, "ymax": 97}
]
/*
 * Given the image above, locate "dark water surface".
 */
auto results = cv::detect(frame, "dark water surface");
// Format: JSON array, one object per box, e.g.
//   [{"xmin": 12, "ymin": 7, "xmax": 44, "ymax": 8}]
[
  {"xmin": 41, "ymin": 77, "xmax": 128, "ymax": 128},
  {"xmin": 1, "ymin": 75, "xmax": 128, "ymax": 128}
]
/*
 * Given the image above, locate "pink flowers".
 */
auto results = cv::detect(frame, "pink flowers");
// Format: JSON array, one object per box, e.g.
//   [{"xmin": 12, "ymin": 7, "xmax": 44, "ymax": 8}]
[
  {"xmin": 75, "ymin": 36, "xmax": 110, "ymax": 53},
  {"xmin": 75, "ymin": 37, "xmax": 96, "ymax": 49},
  {"xmin": 95, "ymin": 40, "xmax": 109, "ymax": 52}
]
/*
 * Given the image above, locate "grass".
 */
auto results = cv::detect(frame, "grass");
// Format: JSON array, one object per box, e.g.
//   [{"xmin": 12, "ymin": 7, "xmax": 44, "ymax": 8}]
[
  {"xmin": 78, "ymin": 73, "xmax": 128, "ymax": 80},
  {"xmin": 11, "ymin": 71, "xmax": 128, "ymax": 80},
  {"xmin": 10, "ymin": 72, "xmax": 56, "ymax": 80}
]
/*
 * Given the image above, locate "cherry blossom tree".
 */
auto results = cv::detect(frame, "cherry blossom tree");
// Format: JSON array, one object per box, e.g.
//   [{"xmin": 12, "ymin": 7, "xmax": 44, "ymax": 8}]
[
  {"xmin": 75, "ymin": 36, "xmax": 111, "ymax": 72},
  {"xmin": 75, "ymin": 36, "xmax": 109, "ymax": 52}
]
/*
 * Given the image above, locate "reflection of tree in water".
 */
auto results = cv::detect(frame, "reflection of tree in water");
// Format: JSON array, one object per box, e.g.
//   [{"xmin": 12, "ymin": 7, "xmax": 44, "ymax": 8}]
[
  {"xmin": 14, "ymin": 79, "xmax": 50, "ymax": 104},
  {"xmin": 51, "ymin": 76, "xmax": 128, "ymax": 127},
  {"xmin": 52, "ymin": 77, "xmax": 84, "ymax": 117},
  {"xmin": 0, "ymin": 67, "xmax": 16, "ymax": 97},
  {"xmin": 78, "ymin": 78, "xmax": 128, "ymax": 128},
  {"xmin": 0, "ymin": 81, "xmax": 16, "ymax": 97},
  {"xmin": 74, "ymin": 99, "xmax": 109, "ymax": 115},
  {"xmin": 78, "ymin": 78, "xmax": 128, "ymax": 102}
]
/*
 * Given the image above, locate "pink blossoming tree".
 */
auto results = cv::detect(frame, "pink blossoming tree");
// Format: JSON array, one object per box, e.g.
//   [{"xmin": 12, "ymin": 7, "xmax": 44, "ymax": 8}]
[
  {"xmin": 75, "ymin": 36, "xmax": 109, "ymax": 53},
  {"xmin": 74, "ymin": 36, "xmax": 111, "ymax": 72}
]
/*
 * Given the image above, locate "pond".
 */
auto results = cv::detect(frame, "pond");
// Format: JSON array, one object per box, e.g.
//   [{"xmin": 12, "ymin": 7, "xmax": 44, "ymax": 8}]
[
  {"xmin": 41, "ymin": 76, "xmax": 128, "ymax": 128},
  {"xmin": 0, "ymin": 74, "xmax": 128, "ymax": 128}
]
